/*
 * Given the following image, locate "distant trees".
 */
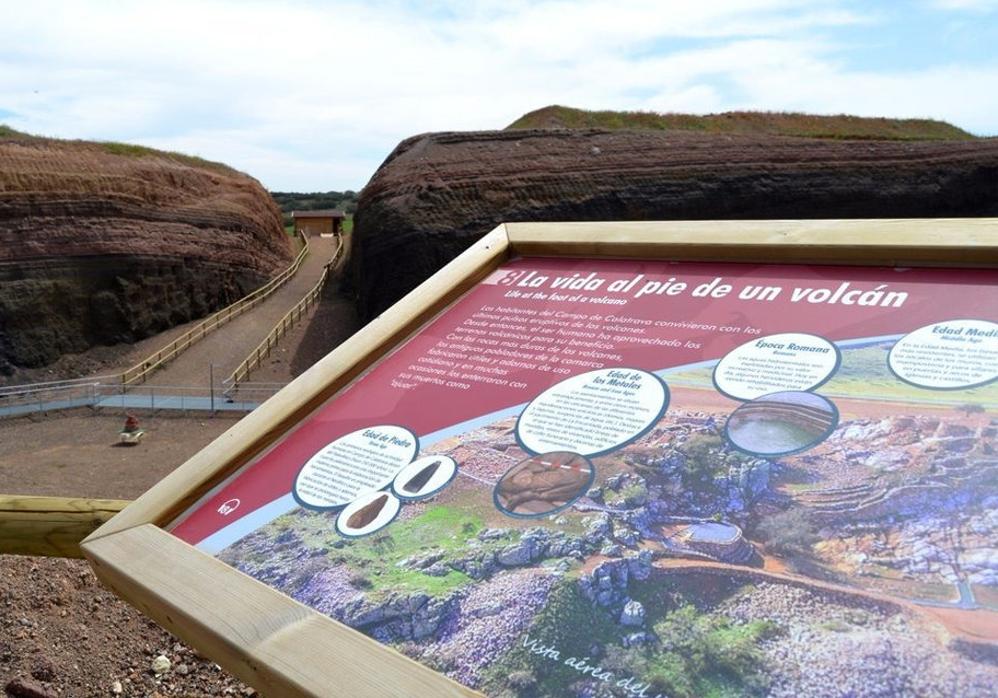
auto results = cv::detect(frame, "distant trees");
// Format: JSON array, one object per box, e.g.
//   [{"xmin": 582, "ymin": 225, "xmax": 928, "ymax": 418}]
[{"xmin": 271, "ymin": 190, "xmax": 359, "ymax": 227}]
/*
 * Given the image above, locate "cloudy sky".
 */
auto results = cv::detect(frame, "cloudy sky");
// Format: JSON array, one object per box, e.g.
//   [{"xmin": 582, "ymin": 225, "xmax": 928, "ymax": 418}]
[{"xmin": 1, "ymin": 0, "xmax": 996, "ymax": 191}]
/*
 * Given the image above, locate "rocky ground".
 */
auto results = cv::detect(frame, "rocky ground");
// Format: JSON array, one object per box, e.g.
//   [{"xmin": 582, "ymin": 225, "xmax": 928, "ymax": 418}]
[
  {"xmin": 720, "ymin": 582, "xmax": 996, "ymax": 698},
  {"xmin": 1, "ymin": 556, "xmax": 257, "ymax": 698},
  {"xmin": 1, "ymin": 412, "xmax": 249, "ymax": 697}
]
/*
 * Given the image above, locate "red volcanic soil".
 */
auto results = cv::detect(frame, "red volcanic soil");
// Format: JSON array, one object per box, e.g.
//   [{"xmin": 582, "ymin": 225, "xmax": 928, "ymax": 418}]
[
  {"xmin": 0, "ymin": 412, "xmax": 256, "ymax": 697},
  {"xmin": 0, "ymin": 133, "xmax": 288, "ymax": 271}
]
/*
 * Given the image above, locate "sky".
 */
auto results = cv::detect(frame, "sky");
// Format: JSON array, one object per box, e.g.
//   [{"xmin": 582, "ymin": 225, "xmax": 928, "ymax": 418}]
[{"xmin": 1, "ymin": 0, "xmax": 997, "ymax": 191}]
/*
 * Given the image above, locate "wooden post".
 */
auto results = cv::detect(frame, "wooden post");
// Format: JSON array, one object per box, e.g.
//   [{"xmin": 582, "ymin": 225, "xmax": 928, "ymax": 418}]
[{"xmin": 0, "ymin": 495, "xmax": 130, "ymax": 558}]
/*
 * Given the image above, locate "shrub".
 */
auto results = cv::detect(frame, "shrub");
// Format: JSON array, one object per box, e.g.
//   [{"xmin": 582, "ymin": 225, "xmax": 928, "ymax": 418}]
[{"xmin": 755, "ymin": 508, "xmax": 819, "ymax": 556}]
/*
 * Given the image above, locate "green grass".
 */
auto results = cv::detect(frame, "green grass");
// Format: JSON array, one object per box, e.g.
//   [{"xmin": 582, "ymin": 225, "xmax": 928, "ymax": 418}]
[
  {"xmin": 97, "ymin": 141, "xmax": 236, "ymax": 174},
  {"xmin": 483, "ymin": 576, "xmax": 776, "ymax": 698},
  {"xmin": 610, "ymin": 606, "xmax": 776, "ymax": 698},
  {"xmin": 288, "ymin": 505, "xmax": 492, "ymax": 598},
  {"xmin": 480, "ymin": 581, "xmax": 621, "ymax": 697},
  {"xmin": 825, "ymin": 344, "xmax": 998, "ymax": 405},
  {"xmin": 0, "ymin": 124, "xmax": 32, "ymax": 139},
  {"xmin": 0, "ymin": 123, "xmax": 235, "ymax": 173},
  {"xmin": 507, "ymin": 105, "xmax": 977, "ymax": 141}
]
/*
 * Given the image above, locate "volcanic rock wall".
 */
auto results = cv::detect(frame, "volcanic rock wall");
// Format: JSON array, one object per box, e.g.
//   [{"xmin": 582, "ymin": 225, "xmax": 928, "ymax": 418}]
[
  {"xmin": 351, "ymin": 129, "xmax": 998, "ymax": 319},
  {"xmin": 0, "ymin": 135, "xmax": 292, "ymax": 372}
]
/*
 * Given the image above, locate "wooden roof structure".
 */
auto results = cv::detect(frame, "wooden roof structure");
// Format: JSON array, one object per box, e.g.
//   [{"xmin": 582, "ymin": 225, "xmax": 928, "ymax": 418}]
[{"xmin": 291, "ymin": 209, "xmax": 345, "ymax": 219}]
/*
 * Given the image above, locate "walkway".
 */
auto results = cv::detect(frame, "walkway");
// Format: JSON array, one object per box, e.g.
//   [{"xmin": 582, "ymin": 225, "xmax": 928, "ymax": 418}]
[
  {"xmin": 143, "ymin": 235, "xmax": 339, "ymax": 389},
  {"xmin": 0, "ymin": 390, "xmax": 262, "ymax": 418}
]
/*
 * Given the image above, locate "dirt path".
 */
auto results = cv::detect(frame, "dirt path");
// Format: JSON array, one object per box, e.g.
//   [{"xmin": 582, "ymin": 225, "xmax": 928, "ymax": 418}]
[
  {"xmin": 247, "ymin": 280, "xmax": 361, "ymax": 385},
  {"xmin": 144, "ymin": 235, "xmax": 339, "ymax": 389},
  {"xmin": 652, "ymin": 557, "xmax": 998, "ymax": 644},
  {"xmin": 236, "ymin": 230, "xmax": 358, "ymax": 385},
  {"xmin": 0, "ymin": 412, "xmax": 238, "ymax": 499}
]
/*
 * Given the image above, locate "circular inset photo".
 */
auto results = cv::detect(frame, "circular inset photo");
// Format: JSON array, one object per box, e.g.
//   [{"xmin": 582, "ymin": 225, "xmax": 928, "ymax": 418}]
[
  {"xmin": 494, "ymin": 451, "xmax": 594, "ymax": 518},
  {"xmin": 392, "ymin": 455, "xmax": 458, "ymax": 500},
  {"xmin": 293, "ymin": 424, "xmax": 418, "ymax": 511},
  {"xmin": 888, "ymin": 319, "xmax": 998, "ymax": 390},
  {"xmin": 516, "ymin": 367, "xmax": 669, "ymax": 457},
  {"xmin": 335, "ymin": 490, "xmax": 401, "ymax": 538},
  {"xmin": 724, "ymin": 390, "xmax": 838, "ymax": 457},
  {"xmin": 713, "ymin": 333, "xmax": 840, "ymax": 402}
]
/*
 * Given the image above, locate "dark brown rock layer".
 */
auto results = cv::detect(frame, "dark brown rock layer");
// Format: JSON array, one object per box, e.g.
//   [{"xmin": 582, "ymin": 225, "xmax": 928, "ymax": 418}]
[
  {"xmin": 0, "ymin": 136, "xmax": 292, "ymax": 371},
  {"xmin": 351, "ymin": 129, "xmax": 998, "ymax": 319}
]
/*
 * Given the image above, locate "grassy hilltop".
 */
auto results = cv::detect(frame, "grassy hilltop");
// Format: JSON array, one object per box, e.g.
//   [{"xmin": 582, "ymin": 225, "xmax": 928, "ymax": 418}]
[
  {"xmin": 0, "ymin": 123, "xmax": 238, "ymax": 174},
  {"xmin": 508, "ymin": 105, "xmax": 977, "ymax": 141}
]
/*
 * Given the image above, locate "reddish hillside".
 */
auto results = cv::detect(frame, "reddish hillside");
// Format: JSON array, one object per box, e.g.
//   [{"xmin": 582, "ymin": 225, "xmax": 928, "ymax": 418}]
[
  {"xmin": 352, "ymin": 127, "xmax": 998, "ymax": 319},
  {"xmin": 0, "ymin": 128, "xmax": 292, "ymax": 372}
]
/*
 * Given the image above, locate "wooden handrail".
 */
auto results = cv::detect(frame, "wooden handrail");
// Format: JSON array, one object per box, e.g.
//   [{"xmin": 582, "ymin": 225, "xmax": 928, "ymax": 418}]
[
  {"xmin": 120, "ymin": 232, "xmax": 311, "ymax": 386},
  {"xmin": 225, "ymin": 237, "xmax": 345, "ymax": 388},
  {"xmin": 0, "ymin": 495, "xmax": 131, "ymax": 558}
]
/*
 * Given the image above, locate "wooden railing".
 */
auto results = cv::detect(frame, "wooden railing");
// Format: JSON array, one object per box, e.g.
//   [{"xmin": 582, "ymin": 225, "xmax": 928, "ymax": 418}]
[
  {"xmin": 0, "ymin": 495, "xmax": 130, "ymax": 558},
  {"xmin": 120, "ymin": 232, "xmax": 311, "ymax": 386},
  {"xmin": 224, "ymin": 238, "xmax": 345, "ymax": 390}
]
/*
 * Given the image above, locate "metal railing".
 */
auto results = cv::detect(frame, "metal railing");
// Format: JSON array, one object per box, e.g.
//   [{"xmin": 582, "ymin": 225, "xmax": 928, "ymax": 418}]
[
  {"xmin": 119, "ymin": 231, "xmax": 311, "ymax": 386},
  {"xmin": 0, "ymin": 374, "xmax": 115, "ymax": 400},
  {"xmin": 224, "ymin": 237, "xmax": 344, "ymax": 392},
  {"xmin": 0, "ymin": 380, "xmax": 286, "ymax": 418}
]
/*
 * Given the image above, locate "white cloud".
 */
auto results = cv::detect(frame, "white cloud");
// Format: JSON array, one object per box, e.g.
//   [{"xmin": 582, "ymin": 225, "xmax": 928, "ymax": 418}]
[
  {"xmin": 0, "ymin": 0, "xmax": 994, "ymax": 190},
  {"xmin": 930, "ymin": 0, "xmax": 998, "ymax": 11}
]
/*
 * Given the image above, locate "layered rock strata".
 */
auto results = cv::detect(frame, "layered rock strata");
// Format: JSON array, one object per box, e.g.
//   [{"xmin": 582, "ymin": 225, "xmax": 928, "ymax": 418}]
[
  {"xmin": 0, "ymin": 135, "xmax": 292, "ymax": 371},
  {"xmin": 351, "ymin": 128, "xmax": 998, "ymax": 318}
]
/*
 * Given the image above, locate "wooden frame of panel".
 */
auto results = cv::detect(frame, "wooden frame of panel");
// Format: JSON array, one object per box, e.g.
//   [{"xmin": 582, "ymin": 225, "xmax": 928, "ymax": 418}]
[{"xmin": 82, "ymin": 219, "xmax": 998, "ymax": 697}]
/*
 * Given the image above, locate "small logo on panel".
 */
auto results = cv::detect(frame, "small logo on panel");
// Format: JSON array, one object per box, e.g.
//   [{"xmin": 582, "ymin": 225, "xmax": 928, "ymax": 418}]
[{"xmin": 218, "ymin": 498, "xmax": 241, "ymax": 516}]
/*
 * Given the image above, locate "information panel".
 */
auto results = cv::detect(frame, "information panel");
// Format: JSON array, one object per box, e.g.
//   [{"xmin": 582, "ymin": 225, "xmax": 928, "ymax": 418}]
[{"xmin": 173, "ymin": 258, "xmax": 998, "ymax": 697}]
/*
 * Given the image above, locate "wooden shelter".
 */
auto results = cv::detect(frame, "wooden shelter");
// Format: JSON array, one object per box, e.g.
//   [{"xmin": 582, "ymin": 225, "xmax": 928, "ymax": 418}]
[{"xmin": 292, "ymin": 209, "xmax": 345, "ymax": 237}]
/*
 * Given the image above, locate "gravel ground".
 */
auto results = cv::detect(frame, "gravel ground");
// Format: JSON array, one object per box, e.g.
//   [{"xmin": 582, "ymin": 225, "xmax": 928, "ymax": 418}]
[
  {"xmin": 1, "ymin": 556, "xmax": 258, "ymax": 698},
  {"xmin": 0, "ymin": 412, "xmax": 238, "ymax": 499},
  {"xmin": 1, "ymin": 411, "xmax": 253, "ymax": 697}
]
